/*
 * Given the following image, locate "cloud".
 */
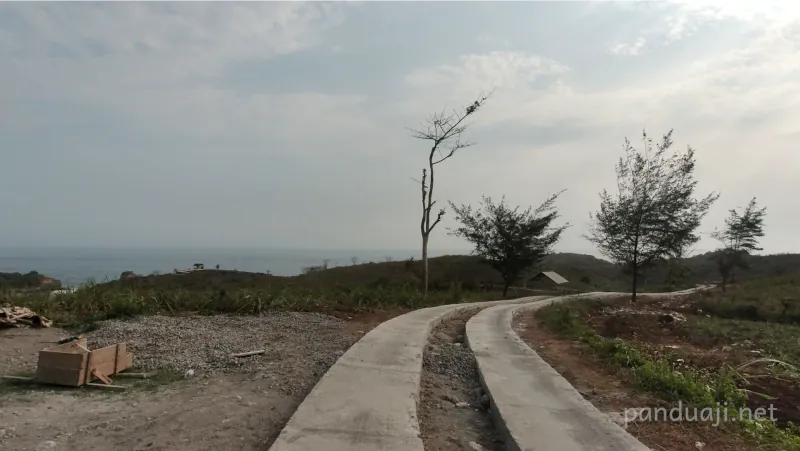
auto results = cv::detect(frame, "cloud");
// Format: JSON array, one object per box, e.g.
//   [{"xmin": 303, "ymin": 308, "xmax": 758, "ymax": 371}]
[
  {"xmin": 402, "ymin": 19, "xmax": 800, "ymax": 134},
  {"xmin": 0, "ymin": 3, "xmax": 369, "ymax": 143},
  {"xmin": 609, "ymin": 37, "xmax": 647, "ymax": 56},
  {"xmin": 589, "ymin": 0, "xmax": 800, "ymax": 44}
]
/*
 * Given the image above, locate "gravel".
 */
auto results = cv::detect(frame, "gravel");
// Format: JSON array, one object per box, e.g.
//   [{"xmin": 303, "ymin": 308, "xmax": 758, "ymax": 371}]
[
  {"xmin": 423, "ymin": 330, "xmax": 480, "ymax": 383},
  {"xmin": 86, "ymin": 312, "xmax": 361, "ymax": 376}
]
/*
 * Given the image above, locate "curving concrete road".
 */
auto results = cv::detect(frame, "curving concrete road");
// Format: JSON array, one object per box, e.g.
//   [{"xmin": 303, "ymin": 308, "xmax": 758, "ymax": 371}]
[
  {"xmin": 466, "ymin": 288, "xmax": 709, "ymax": 451},
  {"xmin": 267, "ymin": 296, "xmax": 549, "ymax": 451}
]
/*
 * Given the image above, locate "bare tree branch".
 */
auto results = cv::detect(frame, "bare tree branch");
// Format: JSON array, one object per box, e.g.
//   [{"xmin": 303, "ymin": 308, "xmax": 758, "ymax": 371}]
[{"xmin": 410, "ymin": 93, "xmax": 490, "ymax": 296}]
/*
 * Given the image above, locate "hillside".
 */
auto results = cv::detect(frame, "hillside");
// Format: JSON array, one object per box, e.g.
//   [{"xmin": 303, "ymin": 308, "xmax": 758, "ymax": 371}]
[
  {"xmin": 0, "ymin": 271, "xmax": 61, "ymax": 290},
  {"xmin": 103, "ymin": 251, "xmax": 800, "ymax": 293}
]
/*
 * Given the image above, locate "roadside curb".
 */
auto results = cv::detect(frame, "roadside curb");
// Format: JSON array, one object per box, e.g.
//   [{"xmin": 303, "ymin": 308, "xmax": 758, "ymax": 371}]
[
  {"xmin": 466, "ymin": 288, "xmax": 707, "ymax": 451},
  {"xmin": 267, "ymin": 295, "xmax": 548, "ymax": 451}
]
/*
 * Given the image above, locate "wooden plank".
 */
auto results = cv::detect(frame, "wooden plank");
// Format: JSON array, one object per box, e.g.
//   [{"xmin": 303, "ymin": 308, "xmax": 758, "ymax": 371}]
[
  {"xmin": 37, "ymin": 350, "xmax": 86, "ymax": 369},
  {"xmin": 114, "ymin": 343, "xmax": 133, "ymax": 373},
  {"xmin": 91, "ymin": 369, "xmax": 113, "ymax": 385},
  {"xmin": 85, "ymin": 344, "xmax": 117, "ymax": 382},
  {"xmin": 36, "ymin": 366, "xmax": 85, "ymax": 386},
  {"xmin": 115, "ymin": 371, "xmax": 157, "ymax": 379},
  {"xmin": 45, "ymin": 338, "xmax": 88, "ymax": 354},
  {"xmin": 86, "ymin": 343, "xmax": 133, "ymax": 383},
  {"xmin": 37, "ymin": 350, "xmax": 87, "ymax": 386},
  {"xmin": 86, "ymin": 382, "xmax": 128, "ymax": 391},
  {"xmin": 232, "ymin": 349, "xmax": 266, "ymax": 358},
  {"xmin": 2, "ymin": 375, "xmax": 35, "ymax": 383}
]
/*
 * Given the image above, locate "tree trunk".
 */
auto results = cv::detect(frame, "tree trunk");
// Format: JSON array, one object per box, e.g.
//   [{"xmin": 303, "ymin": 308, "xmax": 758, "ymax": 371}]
[
  {"xmin": 721, "ymin": 273, "xmax": 728, "ymax": 292},
  {"xmin": 502, "ymin": 280, "xmax": 511, "ymax": 298},
  {"xmin": 631, "ymin": 266, "xmax": 639, "ymax": 303},
  {"xmin": 422, "ymin": 234, "xmax": 429, "ymax": 296}
]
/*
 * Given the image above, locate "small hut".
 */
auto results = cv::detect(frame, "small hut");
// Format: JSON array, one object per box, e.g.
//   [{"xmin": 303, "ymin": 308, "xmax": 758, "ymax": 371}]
[{"xmin": 527, "ymin": 271, "xmax": 569, "ymax": 288}]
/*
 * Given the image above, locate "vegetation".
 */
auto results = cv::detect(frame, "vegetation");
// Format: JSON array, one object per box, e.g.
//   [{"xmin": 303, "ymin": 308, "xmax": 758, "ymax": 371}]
[
  {"xmin": 711, "ymin": 198, "xmax": 767, "ymax": 291},
  {"xmin": 411, "ymin": 94, "xmax": 488, "ymax": 296},
  {"xmin": 449, "ymin": 193, "xmax": 569, "ymax": 296},
  {"xmin": 586, "ymin": 129, "xmax": 718, "ymax": 302},
  {"xmin": 536, "ymin": 281, "xmax": 800, "ymax": 450},
  {"xmin": 692, "ymin": 274, "xmax": 800, "ymax": 324},
  {"xmin": 0, "ymin": 271, "xmax": 61, "ymax": 290}
]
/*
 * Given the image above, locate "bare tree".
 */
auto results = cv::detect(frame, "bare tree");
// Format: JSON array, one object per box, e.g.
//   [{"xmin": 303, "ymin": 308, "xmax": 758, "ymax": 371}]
[
  {"xmin": 410, "ymin": 94, "xmax": 489, "ymax": 295},
  {"xmin": 586, "ymin": 130, "xmax": 718, "ymax": 302},
  {"xmin": 449, "ymin": 192, "xmax": 569, "ymax": 297},
  {"xmin": 711, "ymin": 198, "xmax": 767, "ymax": 291}
]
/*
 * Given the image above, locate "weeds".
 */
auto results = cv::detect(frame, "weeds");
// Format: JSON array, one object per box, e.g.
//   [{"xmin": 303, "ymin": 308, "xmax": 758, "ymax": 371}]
[
  {"xmin": 537, "ymin": 302, "xmax": 800, "ymax": 449},
  {"xmin": 3, "ymin": 282, "xmax": 526, "ymax": 328}
]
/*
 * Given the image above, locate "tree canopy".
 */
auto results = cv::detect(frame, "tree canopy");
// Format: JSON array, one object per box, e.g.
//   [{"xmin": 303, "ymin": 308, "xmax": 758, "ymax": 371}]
[
  {"xmin": 711, "ymin": 198, "xmax": 767, "ymax": 291},
  {"xmin": 586, "ymin": 130, "xmax": 718, "ymax": 301},
  {"xmin": 449, "ymin": 192, "xmax": 568, "ymax": 296}
]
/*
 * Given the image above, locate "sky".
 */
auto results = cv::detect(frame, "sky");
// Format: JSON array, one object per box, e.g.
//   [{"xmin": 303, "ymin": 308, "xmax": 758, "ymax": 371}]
[{"xmin": 0, "ymin": 1, "xmax": 798, "ymax": 256}]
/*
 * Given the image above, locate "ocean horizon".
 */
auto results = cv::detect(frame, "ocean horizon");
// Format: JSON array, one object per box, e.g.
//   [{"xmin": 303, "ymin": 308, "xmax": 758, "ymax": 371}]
[{"xmin": 0, "ymin": 246, "xmax": 472, "ymax": 287}]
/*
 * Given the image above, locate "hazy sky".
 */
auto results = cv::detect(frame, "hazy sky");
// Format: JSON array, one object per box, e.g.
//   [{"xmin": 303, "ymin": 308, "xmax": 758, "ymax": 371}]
[{"xmin": 1, "ymin": 1, "xmax": 798, "ymax": 255}]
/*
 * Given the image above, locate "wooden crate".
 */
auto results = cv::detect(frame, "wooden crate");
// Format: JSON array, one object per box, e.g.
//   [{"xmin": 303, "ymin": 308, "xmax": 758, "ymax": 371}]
[{"xmin": 36, "ymin": 338, "xmax": 133, "ymax": 387}]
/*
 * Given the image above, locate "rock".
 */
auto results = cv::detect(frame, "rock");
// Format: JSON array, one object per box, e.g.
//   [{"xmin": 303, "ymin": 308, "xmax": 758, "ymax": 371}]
[
  {"xmin": 441, "ymin": 393, "xmax": 460, "ymax": 404},
  {"xmin": 465, "ymin": 441, "xmax": 485, "ymax": 451},
  {"xmin": 35, "ymin": 441, "xmax": 57, "ymax": 451},
  {"xmin": 455, "ymin": 401, "xmax": 469, "ymax": 408},
  {"xmin": 480, "ymin": 394, "xmax": 490, "ymax": 408}
]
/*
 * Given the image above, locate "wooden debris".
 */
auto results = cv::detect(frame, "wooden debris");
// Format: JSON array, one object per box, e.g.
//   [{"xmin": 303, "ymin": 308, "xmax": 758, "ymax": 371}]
[
  {"xmin": 36, "ymin": 340, "xmax": 133, "ymax": 387},
  {"xmin": 91, "ymin": 369, "xmax": 113, "ymax": 385},
  {"xmin": 1, "ymin": 375, "xmax": 36, "ymax": 383},
  {"xmin": 86, "ymin": 382, "xmax": 128, "ymax": 391},
  {"xmin": 115, "ymin": 371, "xmax": 158, "ymax": 379},
  {"xmin": 0, "ymin": 306, "xmax": 52, "ymax": 328},
  {"xmin": 232, "ymin": 350, "xmax": 266, "ymax": 358}
]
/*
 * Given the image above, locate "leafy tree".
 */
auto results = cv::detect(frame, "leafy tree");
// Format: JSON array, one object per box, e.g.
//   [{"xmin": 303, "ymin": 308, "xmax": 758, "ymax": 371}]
[
  {"xmin": 711, "ymin": 198, "xmax": 767, "ymax": 291},
  {"xmin": 410, "ymin": 94, "xmax": 489, "ymax": 296},
  {"xmin": 586, "ymin": 130, "xmax": 718, "ymax": 302},
  {"xmin": 449, "ymin": 192, "xmax": 569, "ymax": 297}
]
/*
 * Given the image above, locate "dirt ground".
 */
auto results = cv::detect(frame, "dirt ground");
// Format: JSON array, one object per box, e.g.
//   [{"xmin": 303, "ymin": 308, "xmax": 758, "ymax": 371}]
[
  {"xmin": 419, "ymin": 309, "xmax": 503, "ymax": 451},
  {"xmin": 514, "ymin": 307, "xmax": 753, "ymax": 451},
  {"xmin": 0, "ymin": 311, "xmax": 395, "ymax": 451},
  {"xmin": 584, "ymin": 297, "xmax": 800, "ymax": 428}
]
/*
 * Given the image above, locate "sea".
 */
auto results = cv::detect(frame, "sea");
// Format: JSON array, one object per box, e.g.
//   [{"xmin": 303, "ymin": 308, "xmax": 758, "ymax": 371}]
[{"xmin": 0, "ymin": 247, "xmax": 466, "ymax": 287}]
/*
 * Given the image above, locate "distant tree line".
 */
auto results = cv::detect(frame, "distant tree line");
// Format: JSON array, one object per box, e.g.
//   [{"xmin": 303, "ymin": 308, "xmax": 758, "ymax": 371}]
[
  {"xmin": 0, "ymin": 271, "xmax": 61, "ymax": 290},
  {"xmin": 410, "ymin": 97, "xmax": 768, "ymax": 300}
]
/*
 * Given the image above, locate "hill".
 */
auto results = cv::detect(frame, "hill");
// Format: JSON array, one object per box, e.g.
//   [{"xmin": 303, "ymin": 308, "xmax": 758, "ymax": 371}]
[
  {"xmin": 0, "ymin": 271, "xmax": 61, "ymax": 291},
  {"xmin": 103, "ymin": 251, "xmax": 800, "ymax": 293}
]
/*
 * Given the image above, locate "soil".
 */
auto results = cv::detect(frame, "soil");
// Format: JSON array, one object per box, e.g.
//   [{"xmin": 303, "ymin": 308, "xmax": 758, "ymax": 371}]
[
  {"xmin": 418, "ymin": 309, "xmax": 503, "ymax": 451},
  {"xmin": 0, "ymin": 311, "xmax": 395, "ymax": 451},
  {"xmin": 582, "ymin": 296, "xmax": 800, "ymax": 428},
  {"xmin": 514, "ymin": 310, "xmax": 752, "ymax": 451}
]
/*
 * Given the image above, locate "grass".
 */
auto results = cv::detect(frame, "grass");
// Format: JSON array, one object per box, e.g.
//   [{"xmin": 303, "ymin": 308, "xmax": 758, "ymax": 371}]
[
  {"xmin": 2, "ymin": 280, "xmax": 550, "ymax": 328},
  {"xmin": 536, "ymin": 300, "xmax": 800, "ymax": 450},
  {"xmin": 685, "ymin": 315, "xmax": 800, "ymax": 366},
  {"xmin": 693, "ymin": 274, "xmax": 800, "ymax": 323},
  {"xmin": 0, "ymin": 368, "xmax": 184, "ymax": 397}
]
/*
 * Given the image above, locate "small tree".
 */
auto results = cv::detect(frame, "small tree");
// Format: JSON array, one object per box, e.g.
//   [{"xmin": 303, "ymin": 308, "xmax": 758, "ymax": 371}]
[
  {"xmin": 711, "ymin": 198, "xmax": 766, "ymax": 291},
  {"xmin": 411, "ymin": 94, "xmax": 489, "ymax": 296},
  {"xmin": 449, "ymin": 192, "xmax": 569, "ymax": 297},
  {"xmin": 586, "ymin": 130, "xmax": 718, "ymax": 302}
]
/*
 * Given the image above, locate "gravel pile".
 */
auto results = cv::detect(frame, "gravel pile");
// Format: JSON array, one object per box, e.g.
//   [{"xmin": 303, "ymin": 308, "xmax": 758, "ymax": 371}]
[
  {"xmin": 87, "ymin": 312, "xmax": 360, "ymax": 375},
  {"xmin": 423, "ymin": 326, "xmax": 480, "ymax": 382}
]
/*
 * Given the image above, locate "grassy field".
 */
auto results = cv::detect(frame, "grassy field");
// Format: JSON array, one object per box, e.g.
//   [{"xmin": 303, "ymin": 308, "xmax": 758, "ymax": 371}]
[
  {"xmin": 4, "ymin": 251, "xmax": 799, "ymax": 329},
  {"xmin": 529, "ymin": 275, "xmax": 800, "ymax": 450}
]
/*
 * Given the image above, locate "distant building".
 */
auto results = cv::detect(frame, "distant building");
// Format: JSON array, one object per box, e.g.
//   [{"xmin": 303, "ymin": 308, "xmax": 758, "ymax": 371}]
[
  {"xmin": 527, "ymin": 271, "xmax": 569, "ymax": 287},
  {"xmin": 193, "ymin": 263, "xmax": 205, "ymax": 270}
]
